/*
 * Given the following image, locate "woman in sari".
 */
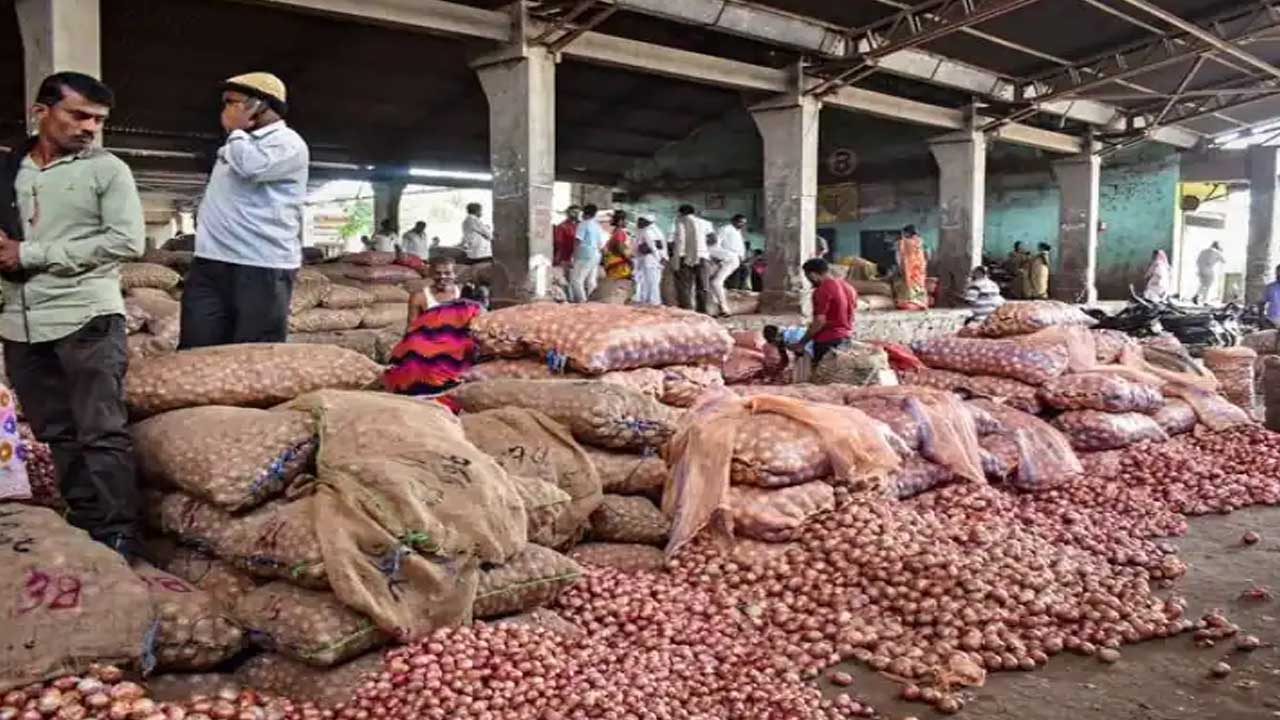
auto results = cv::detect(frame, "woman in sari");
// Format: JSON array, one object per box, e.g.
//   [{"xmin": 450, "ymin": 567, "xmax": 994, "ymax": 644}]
[
  {"xmin": 1027, "ymin": 243, "xmax": 1052, "ymax": 299},
  {"xmin": 1142, "ymin": 249, "xmax": 1171, "ymax": 302},
  {"xmin": 602, "ymin": 210, "xmax": 633, "ymax": 281},
  {"xmin": 894, "ymin": 225, "xmax": 929, "ymax": 310},
  {"xmin": 383, "ymin": 257, "xmax": 484, "ymax": 398}
]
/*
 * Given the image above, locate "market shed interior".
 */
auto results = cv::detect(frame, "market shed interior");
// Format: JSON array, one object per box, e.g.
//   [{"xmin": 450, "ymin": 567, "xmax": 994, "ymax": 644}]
[{"xmin": 7, "ymin": 0, "xmax": 1280, "ymax": 308}]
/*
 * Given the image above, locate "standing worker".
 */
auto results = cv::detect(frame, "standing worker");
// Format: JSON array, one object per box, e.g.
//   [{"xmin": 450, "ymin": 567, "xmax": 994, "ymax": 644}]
[
  {"xmin": 553, "ymin": 205, "xmax": 581, "ymax": 269},
  {"xmin": 671, "ymin": 204, "xmax": 712, "ymax": 313},
  {"xmin": 1259, "ymin": 264, "xmax": 1280, "ymax": 327},
  {"xmin": 1027, "ymin": 243, "xmax": 1052, "ymax": 300},
  {"xmin": 631, "ymin": 214, "xmax": 665, "ymax": 306},
  {"xmin": 1142, "ymin": 249, "xmax": 1171, "ymax": 302},
  {"xmin": 569, "ymin": 204, "xmax": 605, "ymax": 303},
  {"xmin": 1195, "ymin": 241, "xmax": 1226, "ymax": 303},
  {"xmin": 893, "ymin": 225, "xmax": 929, "ymax": 310},
  {"xmin": 461, "ymin": 202, "xmax": 493, "ymax": 264},
  {"xmin": 371, "ymin": 219, "xmax": 398, "ymax": 253},
  {"xmin": 710, "ymin": 214, "xmax": 747, "ymax": 317},
  {"xmin": 400, "ymin": 220, "xmax": 429, "ymax": 259},
  {"xmin": 0, "ymin": 72, "xmax": 145, "ymax": 556},
  {"xmin": 181, "ymin": 72, "xmax": 309, "ymax": 348}
]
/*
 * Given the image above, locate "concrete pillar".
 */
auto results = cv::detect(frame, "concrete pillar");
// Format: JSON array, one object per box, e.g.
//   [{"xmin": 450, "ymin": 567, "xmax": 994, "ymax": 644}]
[
  {"xmin": 1051, "ymin": 142, "xmax": 1101, "ymax": 304},
  {"xmin": 749, "ymin": 73, "xmax": 820, "ymax": 314},
  {"xmin": 1247, "ymin": 145, "xmax": 1280, "ymax": 303},
  {"xmin": 472, "ymin": 6, "xmax": 555, "ymax": 307},
  {"xmin": 928, "ymin": 131, "xmax": 987, "ymax": 306},
  {"xmin": 372, "ymin": 180, "xmax": 406, "ymax": 233},
  {"xmin": 16, "ymin": 0, "xmax": 100, "ymax": 125}
]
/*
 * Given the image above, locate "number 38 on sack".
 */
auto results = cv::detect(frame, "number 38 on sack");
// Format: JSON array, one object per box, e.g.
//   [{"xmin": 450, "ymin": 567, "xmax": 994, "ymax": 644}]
[{"xmin": 17, "ymin": 567, "xmax": 82, "ymax": 614}]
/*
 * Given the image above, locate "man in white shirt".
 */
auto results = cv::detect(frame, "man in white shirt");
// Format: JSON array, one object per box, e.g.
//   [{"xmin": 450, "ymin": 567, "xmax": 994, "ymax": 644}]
[
  {"xmin": 570, "ymin": 204, "xmax": 605, "ymax": 303},
  {"xmin": 181, "ymin": 72, "xmax": 310, "ymax": 348},
  {"xmin": 1195, "ymin": 241, "xmax": 1226, "ymax": 303},
  {"xmin": 401, "ymin": 220, "xmax": 429, "ymax": 259},
  {"xmin": 709, "ymin": 214, "xmax": 747, "ymax": 316},
  {"xmin": 631, "ymin": 214, "xmax": 666, "ymax": 306},
  {"xmin": 670, "ymin": 204, "xmax": 712, "ymax": 313},
  {"xmin": 371, "ymin": 219, "xmax": 397, "ymax": 253},
  {"xmin": 461, "ymin": 203, "xmax": 493, "ymax": 263}
]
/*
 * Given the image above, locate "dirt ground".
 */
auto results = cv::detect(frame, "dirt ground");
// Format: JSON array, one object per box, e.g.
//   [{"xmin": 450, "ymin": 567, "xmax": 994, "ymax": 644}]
[{"xmin": 819, "ymin": 505, "xmax": 1280, "ymax": 720}]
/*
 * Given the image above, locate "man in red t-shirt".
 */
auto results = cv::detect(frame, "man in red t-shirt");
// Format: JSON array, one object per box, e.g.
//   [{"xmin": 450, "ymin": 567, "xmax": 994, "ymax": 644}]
[
  {"xmin": 552, "ymin": 205, "xmax": 581, "ymax": 268},
  {"xmin": 790, "ymin": 258, "xmax": 857, "ymax": 364}
]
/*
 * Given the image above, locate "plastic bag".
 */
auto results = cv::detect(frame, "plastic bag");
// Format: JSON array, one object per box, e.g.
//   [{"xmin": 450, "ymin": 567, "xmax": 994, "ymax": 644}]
[
  {"xmin": 1051, "ymin": 410, "xmax": 1169, "ymax": 451},
  {"xmin": 729, "ymin": 482, "xmax": 835, "ymax": 542},
  {"xmin": 1038, "ymin": 373, "xmax": 1163, "ymax": 414},
  {"xmin": 843, "ymin": 386, "xmax": 986, "ymax": 484},
  {"xmin": 898, "ymin": 367, "xmax": 1042, "ymax": 415},
  {"xmin": 969, "ymin": 399, "xmax": 1082, "ymax": 491},
  {"xmin": 1152, "ymin": 399, "xmax": 1197, "ymax": 436}
]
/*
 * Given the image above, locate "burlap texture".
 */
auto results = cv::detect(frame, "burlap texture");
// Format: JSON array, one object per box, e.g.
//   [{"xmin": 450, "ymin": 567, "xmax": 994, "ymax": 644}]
[
  {"xmin": 0, "ymin": 506, "xmax": 152, "ymax": 692},
  {"xmin": 588, "ymin": 494, "xmax": 671, "ymax": 546},
  {"xmin": 659, "ymin": 365, "xmax": 725, "ymax": 407},
  {"xmin": 126, "ymin": 344, "xmax": 382, "ymax": 418},
  {"xmin": 460, "ymin": 407, "xmax": 602, "ymax": 548},
  {"xmin": 234, "ymin": 582, "xmax": 387, "ymax": 667},
  {"xmin": 322, "ymin": 284, "xmax": 377, "ymax": 309},
  {"xmin": 508, "ymin": 474, "xmax": 574, "ymax": 547},
  {"xmin": 582, "ymin": 447, "xmax": 668, "ymax": 496},
  {"xmin": 359, "ymin": 303, "xmax": 408, "ymax": 329},
  {"xmin": 289, "ymin": 308, "xmax": 364, "ymax": 334},
  {"xmin": 473, "ymin": 544, "xmax": 582, "ymax": 619},
  {"xmin": 133, "ymin": 562, "xmax": 246, "ymax": 671},
  {"xmin": 132, "ymin": 406, "xmax": 316, "ymax": 512},
  {"xmin": 120, "ymin": 262, "xmax": 182, "ymax": 291},
  {"xmin": 146, "ymin": 539, "xmax": 259, "ymax": 613}
]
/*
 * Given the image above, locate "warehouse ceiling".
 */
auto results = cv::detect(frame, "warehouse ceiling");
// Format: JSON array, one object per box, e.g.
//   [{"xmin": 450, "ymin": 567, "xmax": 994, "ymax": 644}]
[{"xmin": 3, "ymin": 0, "xmax": 1280, "ymax": 200}]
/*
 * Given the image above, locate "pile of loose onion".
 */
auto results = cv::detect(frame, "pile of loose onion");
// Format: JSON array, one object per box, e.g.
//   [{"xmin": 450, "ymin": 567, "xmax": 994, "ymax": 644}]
[{"xmin": 12, "ymin": 427, "xmax": 1278, "ymax": 719}]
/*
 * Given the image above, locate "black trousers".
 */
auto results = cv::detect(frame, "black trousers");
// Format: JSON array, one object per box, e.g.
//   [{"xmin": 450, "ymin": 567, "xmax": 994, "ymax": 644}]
[
  {"xmin": 180, "ymin": 257, "xmax": 295, "ymax": 349},
  {"xmin": 5, "ymin": 315, "xmax": 140, "ymax": 547},
  {"xmin": 812, "ymin": 338, "xmax": 851, "ymax": 365}
]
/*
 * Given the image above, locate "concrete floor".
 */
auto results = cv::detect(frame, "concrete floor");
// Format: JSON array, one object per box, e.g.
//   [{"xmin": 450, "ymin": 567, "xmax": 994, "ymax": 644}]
[{"xmin": 819, "ymin": 506, "xmax": 1280, "ymax": 719}]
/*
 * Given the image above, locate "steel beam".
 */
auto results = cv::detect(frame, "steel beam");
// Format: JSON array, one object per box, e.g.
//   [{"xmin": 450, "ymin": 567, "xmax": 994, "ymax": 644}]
[
  {"xmin": 603, "ymin": 0, "xmax": 850, "ymax": 56},
  {"xmin": 242, "ymin": 0, "xmax": 512, "ymax": 40},
  {"xmin": 1109, "ymin": 0, "xmax": 1280, "ymax": 83}
]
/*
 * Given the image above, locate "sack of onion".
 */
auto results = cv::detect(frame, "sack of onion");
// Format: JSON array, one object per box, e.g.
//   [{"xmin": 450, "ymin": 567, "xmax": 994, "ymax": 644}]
[
  {"xmin": 730, "ymin": 481, "xmax": 835, "ymax": 542},
  {"xmin": 132, "ymin": 406, "xmax": 316, "ymax": 512},
  {"xmin": 1038, "ymin": 373, "xmax": 1164, "ymax": 414},
  {"xmin": 470, "ymin": 302, "xmax": 733, "ymax": 374},
  {"xmin": 658, "ymin": 365, "xmax": 725, "ymax": 407},
  {"xmin": 968, "ymin": 399, "xmax": 1082, "ymax": 490},
  {"xmin": 569, "ymin": 542, "xmax": 667, "ymax": 572},
  {"xmin": 0, "ymin": 507, "xmax": 152, "ymax": 691},
  {"xmin": 234, "ymin": 652, "xmax": 384, "ymax": 708},
  {"xmin": 148, "ymin": 490, "xmax": 328, "ymax": 588},
  {"xmin": 460, "ymin": 407, "xmax": 603, "ymax": 547},
  {"xmin": 474, "ymin": 544, "xmax": 583, "ymax": 619},
  {"xmin": 962, "ymin": 300, "xmax": 1096, "ymax": 338},
  {"xmin": 898, "ymin": 367, "xmax": 1044, "ymax": 415},
  {"xmin": 133, "ymin": 562, "xmax": 246, "ymax": 671},
  {"xmin": 450, "ymin": 379, "xmax": 680, "ymax": 452},
  {"xmin": 911, "ymin": 336, "xmax": 1069, "ymax": 386},
  {"xmin": 1052, "ymin": 409, "xmax": 1169, "ymax": 451},
  {"xmin": 234, "ymin": 582, "xmax": 388, "ymax": 667},
  {"xmin": 589, "ymin": 494, "xmax": 672, "ymax": 546},
  {"xmin": 287, "ymin": 308, "xmax": 364, "ymax": 334},
  {"xmin": 506, "ymin": 474, "xmax": 574, "ymax": 547},
  {"xmin": 582, "ymin": 446, "xmax": 669, "ymax": 497},
  {"xmin": 1152, "ymin": 399, "xmax": 1198, "ymax": 436},
  {"xmin": 145, "ymin": 538, "xmax": 259, "ymax": 612}
]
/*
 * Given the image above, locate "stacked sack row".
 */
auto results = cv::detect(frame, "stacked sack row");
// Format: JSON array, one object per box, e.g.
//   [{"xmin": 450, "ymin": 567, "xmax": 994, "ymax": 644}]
[
  {"xmin": 448, "ymin": 302, "xmax": 740, "ymax": 570},
  {"xmin": 120, "ymin": 262, "xmax": 184, "ymax": 363},
  {"xmin": 899, "ymin": 301, "xmax": 1252, "ymax": 459},
  {"xmin": 1, "ymin": 340, "xmax": 601, "ymax": 696}
]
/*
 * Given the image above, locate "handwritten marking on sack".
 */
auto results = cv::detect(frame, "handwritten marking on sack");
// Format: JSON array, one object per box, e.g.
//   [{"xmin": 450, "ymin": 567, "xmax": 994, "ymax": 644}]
[
  {"xmin": 138, "ymin": 574, "xmax": 194, "ymax": 593},
  {"xmin": 503, "ymin": 444, "xmax": 549, "ymax": 468},
  {"xmin": 436, "ymin": 454, "xmax": 473, "ymax": 486},
  {"xmin": 257, "ymin": 518, "xmax": 288, "ymax": 553},
  {"xmin": 17, "ymin": 568, "xmax": 82, "ymax": 614},
  {"xmin": 0, "ymin": 507, "xmax": 35, "ymax": 553}
]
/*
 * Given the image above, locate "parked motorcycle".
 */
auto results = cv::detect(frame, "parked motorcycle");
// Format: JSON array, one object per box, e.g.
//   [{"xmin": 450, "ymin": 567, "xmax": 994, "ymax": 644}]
[{"xmin": 1083, "ymin": 287, "xmax": 1250, "ymax": 355}]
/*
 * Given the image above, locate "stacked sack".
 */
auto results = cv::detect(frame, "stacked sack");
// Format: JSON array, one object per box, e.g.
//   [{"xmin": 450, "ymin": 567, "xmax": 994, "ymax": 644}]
[
  {"xmin": 288, "ymin": 265, "xmax": 410, "ymax": 363},
  {"xmin": 126, "ymin": 343, "xmax": 580, "ymax": 689},
  {"xmin": 121, "ymin": 263, "xmax": 184, "ymax": 364}
]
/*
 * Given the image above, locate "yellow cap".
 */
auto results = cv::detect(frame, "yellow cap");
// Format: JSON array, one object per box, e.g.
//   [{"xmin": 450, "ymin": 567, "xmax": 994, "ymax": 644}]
[{"xmin": 222, "ymin": 72, "xmax": 288, "ymax": 114}]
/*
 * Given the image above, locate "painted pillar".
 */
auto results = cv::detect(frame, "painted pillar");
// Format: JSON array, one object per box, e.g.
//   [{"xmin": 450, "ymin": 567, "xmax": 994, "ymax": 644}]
[
  {"xmin": 16, "ymin": 0, "xmax": 101, "ymax": 129},
  {"xmin": 749, "ymin": 68, "xmax": 820, "ymax": 314},
  {"xmin": 372, "ymin": 180, "xmax": 406, "ymax": 233},
  {"xmin": 928, "ymin": 131, "xmax": 987, "ymax": 306},
  {"xmin": 1051, "ymin": 141, "xmax": 1101, "ymax": 304},
  {"xmin": 1247, "ymin": 145, "xmax": 1280, "ymax": 304},
  {"xmin": 472, "ymin": 6, "xmax": 555, "ymax": 306}
]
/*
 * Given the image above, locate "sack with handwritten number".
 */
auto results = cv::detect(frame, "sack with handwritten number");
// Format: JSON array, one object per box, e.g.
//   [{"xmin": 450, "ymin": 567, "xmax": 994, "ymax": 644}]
[
  {"xmin": 233, "ymin": 582, "xmax": 388, "ymax": 667},
  {"xmin": 133, "ymin": 562, "xmax": 247, "ymax": 671},
  {"xmin": 0, "ymin": 506, "xmax": 152, "ymax": 692}
]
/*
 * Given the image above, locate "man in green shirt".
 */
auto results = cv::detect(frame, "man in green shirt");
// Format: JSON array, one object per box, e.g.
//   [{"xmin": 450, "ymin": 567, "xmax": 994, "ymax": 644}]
[{"xmin": 0, "ymin": 72, "xmax": 145, "ymax": 558}]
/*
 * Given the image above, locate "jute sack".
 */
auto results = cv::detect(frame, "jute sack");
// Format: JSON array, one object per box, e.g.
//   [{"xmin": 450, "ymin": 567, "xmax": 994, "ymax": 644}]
[
  {"xmin": 729, "ymin": 482, "xmax": 834, "ymax": 543},
  {"xmin": 964, "ymin": 301, "xmax": 1096, "ymax": 338},
  {"xmin": 290, "ymin": 274, "xmax": 332, "ymax": 314},
  {"xmin": 149, "ymin": 491, "xmax": 328, "ymax": 588},
  {"xmin": 359, "ymin": 303, "xmax": 407, "ymax": 329},
  {"xmin": 235, "ymin": 653, "xmax": 384, "ymax": 709},
  {"xmin": 508, "ymin": 475, "xmax": 574, "ymax": 547},
  {"xmin": 282, "ymin": 390, "xmax": 527, "ymax": 641},
  {"xmin": 450, "ymin": 379, "xmax": 680, "ymax": 451},
  {"xmin": 345, "ymin": 251, "xmax": 395, "ymax": 266},
  {"xmin": 568, "ymin": 542, "xmax": 666, "ymax": 572},
  {"xmin": 362, "ymin": 284, "xmax": 410, "ymax": 303},
  {"xmin": 124, "ymin": 298, "xmax": 151, "ymax": 334},
  {"xmin": 601, "ymin": 368, "xmax": 666, "ymax": 401},
  {"xmin": 344, "ymin": 265, "xmax": 420, "ymax": 284},
  {"xmin": 125, "ymin": 289, "xmax": 182, "ymax": 362},
  {"xmin": 126, "ymin": 344, "xmax": 382, "ymax": 418},
  {"xmin": 899, "ymin": 368, "xmax": 1044, "ymax": 415},
  {"xmin": 0, "ymin": 505, "xmax": 152, "ymax": 692},
  {"xmin": 133, "ymin": 562, "xmax": 246, "ymax": 671},
  {"xmin": 234, "ymin": 582, "xmax": 388, "ymax": 667},
  {"xmin": 474, "ymin": 544, "xmax": 583, "ymax": 619},
  {"xmin": 132, "ymin": 407, "xmax": 316, "ymax": 512},
  {"xmin": 911, "ymin": 336, "xmax": 1069, "ymax": 386},
  {"xmin": 589, "ymin": 277, "xmax": 634, "ymax": 305},
  {"xmin": 659, "ymin": 365, "xmax": 725, "ymax": 407},
  {"xmin": 322, "ymin": 284, "xmax": 377, "ymax": 310},
  {"xmin": 582, "ymin": 447, "xmax": 668, "ymax": 496},
  {"xmin": 288, "ymin": 308, "xmax": 364, "ymax": 334},
  {"xmin": 120, "ymin": 262, "xmax": 182, "ymax": 291},
  {"xmin": 146, "ymin": 538, "xmax": 259, "ymax": 613},
  {"xmin": 588, "ymin": 494, "xmax": 671, "ymax": 546},
  {"xmin": 460, "ymin": 407, "xmax": 603, "ymax": 548},
  {"xmin": 288, "ymin": 329, "xmax": 382, "ymax": 362},
  {"xmin": 462, "ymin": 358, "xmax": 556, "ymax": 383},
  {"xmin": 810, "ymin": 342, "xmax": 889, "ymax": 387},
  {"xmin": 1052, "ymin": 410, "xmax": 1169, "ymax": 451}
]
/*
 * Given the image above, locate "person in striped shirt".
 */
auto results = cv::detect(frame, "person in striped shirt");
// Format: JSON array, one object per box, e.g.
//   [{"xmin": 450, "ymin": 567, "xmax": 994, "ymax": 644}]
[{"xmin": 962, "ymin": 266, "xmax": 1005, "ymax": 325}]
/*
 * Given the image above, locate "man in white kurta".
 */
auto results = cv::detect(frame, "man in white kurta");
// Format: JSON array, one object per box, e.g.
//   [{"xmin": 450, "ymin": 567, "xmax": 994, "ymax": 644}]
[
  {"xmin": 631, "ymin": 215, "xmax": 665, "ymax": 305},
  {"xmin": 709, "ymin": 214, "xmax": 747, "ymax": 316}
]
